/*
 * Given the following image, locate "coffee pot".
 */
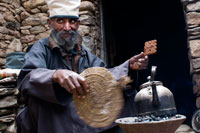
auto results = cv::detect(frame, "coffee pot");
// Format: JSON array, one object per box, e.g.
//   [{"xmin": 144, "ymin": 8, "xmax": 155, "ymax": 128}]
[{"xmin": 134, "ymin": 66, "xmax": 177, "ymax": 116}]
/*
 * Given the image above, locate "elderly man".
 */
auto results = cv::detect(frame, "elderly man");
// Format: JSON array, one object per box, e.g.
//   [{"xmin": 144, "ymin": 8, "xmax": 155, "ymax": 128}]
[{"xmin": 16, "ymin": 0, "xmax": 148, "ymax": 133}]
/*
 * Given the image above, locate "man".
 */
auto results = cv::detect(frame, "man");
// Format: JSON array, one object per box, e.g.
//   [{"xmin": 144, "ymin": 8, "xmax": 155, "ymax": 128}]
[{"xmin": 16, "ymin": 0, "xmax": 148, "ymax": 132}]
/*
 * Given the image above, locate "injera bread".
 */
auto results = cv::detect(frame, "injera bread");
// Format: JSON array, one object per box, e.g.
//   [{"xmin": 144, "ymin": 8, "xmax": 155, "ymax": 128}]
[{"xmin": 73, "ymin": 67, "xmax": 126, "ymax": 128}]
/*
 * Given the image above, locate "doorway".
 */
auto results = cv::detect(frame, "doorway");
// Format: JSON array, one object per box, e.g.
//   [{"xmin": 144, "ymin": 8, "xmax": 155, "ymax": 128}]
[{"xmin": 102, "ymin": 0, "xmax": 196, "ymax": 126}]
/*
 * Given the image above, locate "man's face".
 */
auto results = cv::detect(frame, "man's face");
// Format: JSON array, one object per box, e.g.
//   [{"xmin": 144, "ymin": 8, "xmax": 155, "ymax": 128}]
[{"xmin": 48, "ymin": 18, "xmax": 80, "ymax": 50}]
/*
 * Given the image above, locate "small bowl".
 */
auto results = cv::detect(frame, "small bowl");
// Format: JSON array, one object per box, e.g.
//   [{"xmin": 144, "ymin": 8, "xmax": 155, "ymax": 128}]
[{"xmin": 115, "ymin": 115, "xmax": 186, "ymax": 133}]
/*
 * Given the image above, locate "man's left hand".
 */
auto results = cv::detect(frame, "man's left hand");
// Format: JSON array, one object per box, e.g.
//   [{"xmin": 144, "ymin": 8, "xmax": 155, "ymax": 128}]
[{"xmin": 129, "ymin": 52, "xmax": 149, "ymax": 70}]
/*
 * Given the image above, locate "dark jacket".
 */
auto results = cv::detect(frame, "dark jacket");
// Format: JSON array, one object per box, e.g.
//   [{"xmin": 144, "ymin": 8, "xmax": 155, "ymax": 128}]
[{"xmin": 16, "ymin": 37, "xmax": 136, "ymax": 133}]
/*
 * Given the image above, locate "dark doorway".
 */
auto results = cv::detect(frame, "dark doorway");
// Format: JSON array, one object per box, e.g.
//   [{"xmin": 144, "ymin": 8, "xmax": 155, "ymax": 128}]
[{"xmin": 102, "ymin": 0, "xmax": 196, "ymax": 126}]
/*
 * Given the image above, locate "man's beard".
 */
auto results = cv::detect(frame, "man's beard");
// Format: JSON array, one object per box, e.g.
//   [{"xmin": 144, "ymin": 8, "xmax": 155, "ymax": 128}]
[{"xmin": 51, "ymin": 28, "xmax": 78, "ymax": 51}]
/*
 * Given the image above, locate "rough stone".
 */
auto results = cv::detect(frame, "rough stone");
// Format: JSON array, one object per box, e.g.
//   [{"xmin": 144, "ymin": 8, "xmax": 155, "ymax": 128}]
[
  {"xmin": 79, "ymin": 14, "xmax": 95, "ymax": 26},
  {"xmin": 191, "ymin": 58, "xmax": 200, "ymax": 70},
  {"xmin": 188, "ymin": 27, "xmax": 200, "ymax": 36},
  {"xmin": 6, "ymin": 22, "xmax": 17, "ymax": 30},
  {"xmin": 20, "ymin": 11, "xmax": 30, "ymax": 21},
  {"xmin": 6, "ymin": 38, "xmax": 22, "ymax": 54},
  {"xmin": 0, "ymin": 109, "xmax": 12, "ymax": 116},
  {"xmin": 80, "ymin": 1, "xmax": 95, "ymax": 12},
  {"xmin": 82, "ymin": 36, "xmax": 95, "ymax": 52},
  {"xmin": 3, "ymin": 11, "xmax": 16, "ymax": 22},
  {"xmin": 40, "ymin": 4, "xmax": 48, "ymax": 13},
  {"xmin": 0, "ymin": 58, "xmax": 5, "ymax": 66},
  {"xmin": 35, "ymin": 30, "xmax": 50, "ymax": 40},
  {"xmin": 0, "ymin": 87, "xmax": 16, "ymax": 96},
  {"xmin": 0, "ymin": 49, "xmax": 6, "ymax": 58},
  {"xmin": 21, "ymin": 29, "xmax": 30, "ymax": 35},
  {"xmin": 30, "ymin": 25, "xmax": 46, "ymax": 34},
  {"xmin": 175, "ymin": 124, "xmax": 195, "ymax": 133},
  {"xmin": 187, "ymin": 1, "xmax": 200, "ymax": 12},
  {"xmin": 0, "ymin": 14, "xmax": 5, "ymax": 26},
  {"xmin": 20, "ymin": 25, "xmax": 31, "ymax": 30},
  {"xmin": 22, "ymin": 13, "xmax": 48, "ymax": 26},
  {"xmin": 0, "ymin": 96, "xmax": 17, "ymax": 108},
  {"xmin": 0, "ymin": 26, "xmax": 9, "ymax": 34},
  {"xmin": 187, "ymin": 12, "xmax": 200, "ymax": 26},
  {"xmin": 189, "ymin": 40, "xmax": 200, "ymax": 58},
  {"xmin": 30, "ymin": 8, "xmax": 40, "ymax": 14},
  {"xmin": 23, "ymin": 0, "xmax": 46, "ymax": 11},
  {"xmin": 0, "ymin": 114, "xmax": 15, "ymax": 123},
  {"xmin": 6, "ymin": 122, "xmax": 17, "ymax": 133},
  {"xmin": 78, "ymin": 25, "xmax": 90, "ymax": 36},
  {"xmin": 20, "ymin": 35, "xmax": 35, "ymax": 43}
]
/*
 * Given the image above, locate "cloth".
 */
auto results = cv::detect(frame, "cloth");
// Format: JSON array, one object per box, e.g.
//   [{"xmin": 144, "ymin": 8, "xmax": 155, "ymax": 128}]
[
  {"xmin": 44, "ymin": 0, "xmax": 80, "ymax": 19},
  {"xmin": 16, "ymin": 37, "xmax": 136, "ymax": 133},
  {"xmin": 6, "ymin": 52, "xmax": 25, "ymax": 69}
]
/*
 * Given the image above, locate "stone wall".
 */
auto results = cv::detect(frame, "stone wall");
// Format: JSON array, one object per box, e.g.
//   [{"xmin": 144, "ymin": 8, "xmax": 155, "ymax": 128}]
[
  {"xmin": 0, "ymin": 0, "xmax": 101, "ymax": 132},
  {"xmin": 181, "ymin": 0, "xmax": 200, "ymax": 109}
]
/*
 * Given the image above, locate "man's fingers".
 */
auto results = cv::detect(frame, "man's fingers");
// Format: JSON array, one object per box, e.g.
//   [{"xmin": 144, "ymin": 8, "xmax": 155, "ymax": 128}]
[
  {"xmin": 78, "ymin": 76, "xmax": 89, "ymax": 94},
  {"xmin": 70, "ymin": 76, "xmax": 86, "ymax": 98}
]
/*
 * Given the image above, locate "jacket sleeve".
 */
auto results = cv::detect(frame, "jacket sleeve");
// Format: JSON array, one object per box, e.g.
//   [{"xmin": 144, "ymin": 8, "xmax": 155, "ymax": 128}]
[
  {"xmin": 109, "ymin": 60, "xmax": 130, "ymax": 80},
  {"xmin": 18, "ymin": 39, "xmax": 62, "ymax": 105}
]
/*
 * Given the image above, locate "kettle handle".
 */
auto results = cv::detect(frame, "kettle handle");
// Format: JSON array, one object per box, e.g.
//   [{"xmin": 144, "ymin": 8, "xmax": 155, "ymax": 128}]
[{"xmin": 150, "ymin": 66, "xmax": 160, "ymax": 107}]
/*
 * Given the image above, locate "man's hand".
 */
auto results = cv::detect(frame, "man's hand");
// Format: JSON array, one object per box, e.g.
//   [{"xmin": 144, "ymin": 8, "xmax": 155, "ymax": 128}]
[
  {"xmin": 52, "ymin": 69, "xmax": 89, "ymax": 99},
  {"xmin": 129, "ymin": 52, "xmax": 149, "ymax": 70}
]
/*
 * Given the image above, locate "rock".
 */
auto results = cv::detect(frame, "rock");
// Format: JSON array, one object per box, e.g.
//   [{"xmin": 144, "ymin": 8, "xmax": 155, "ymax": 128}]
[
  {"xmin": 0, "ymin": 42, "xmax": 7, "ymax": 49},
  {"xmin": 78, "ymin": 25, "xmax": 90, "ymax": 36},
  {"xmin": 82, "ymin": 36, "xmax": 95, "ymax": 52},
  {"xmin": 191, "ymin": 58, "xmax": 200, "ymax": 70},
  {"xmin": 187, "ymin": 12, "xmax": 200, "ymax": 26},
  {"xmin": 189, "ymin": 40, "xmax": 200, "ymax": 58},
  {"xmin": 21, "ymin": 29, "xmax": 30, "ymax": 35},
  {"xmin": 0, "ymin": 14, "xmax": 5, "ymax": 26},
  {"xmin": 80, "ymin": 1, "xmax": 95, "ymax": 12},
  {"xmin": 0, "ymin": 49, "xmax": 6, "ymax": 58},
  {"xmin": 5, "ymin": 34, "xmax": 14, "ymax": 40},
  {"xmin": 79, "ymin": 14, "xmax": 95, "ymax": 26},
  {"xmin": 22, "ymin": 13, "xmax": 48, "ymax": 26},
  {"xmin": 3, "ymin": 11, "xmax": 16, "ymax": 22},
  {"xmin": 35, "ymin": 30, "xmax": 50, "ymax": 40},
  {"xmin": 6, "ymin": 22, "xmax": 17, "ymax": 30},
  {"xmin": 0, "ymin": 87, "xmax": 16, "ymax": 96},
  {"xmin": 175, "ymin": 124, "xmax": 195, "ymax": 133},
  {"xmin": 0, "ymin": 96, "xmax": 17, "ymax": 108},
  {"xmin": 187, "ymin": 1, "xmax": 200, "ymax": 12},
  {"xmin": 40, "ymin": 5, "xmax": 48, "ymax": 13},
  {"xmin": 30, "ymin": 8, "xmax": 40, "ymax": 14},
  {"xmin": 23, "ymin": 0, "xmax": 46, "ymax": 11},
  {"xmin": 0, "ymin": 114, "xmax": 15, "ymax": 123},
  {"xmin": 20, "ymin": 11, "xmax": 30, "ymax": 21},
  {"xmin": 20, "ymin": 35, "xmax": 35, "ymax": 43},
  {"xmin": 5, "ymin": 122, "xmax": 17, "ymax": 133},
  {"xmin": 0, "ymin": 26, "xmax": 9, "ymax": 34},
  {"xmin": 0, "ymin": 109, "xmax": 13, "ymax": 116},
  {"xmin": 30, "ymin": 25, "xmax": 46, "ymax": 34},
  {"xmin": 20, "ymin": 25, "xmax": 31, "ymax": 30},
  {"xmin": 6, "ymin": 38, "xmax": 22, "ymax": 54},
  {"xmin": 0, "ymin": 58, "xmax": 6, "ymax": 66}
]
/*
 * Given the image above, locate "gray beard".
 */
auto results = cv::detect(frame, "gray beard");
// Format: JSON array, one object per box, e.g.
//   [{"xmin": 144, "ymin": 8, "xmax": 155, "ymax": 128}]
[{"xmin": 51, "ymin": 28, "xmax": 78, "ymax": 51}]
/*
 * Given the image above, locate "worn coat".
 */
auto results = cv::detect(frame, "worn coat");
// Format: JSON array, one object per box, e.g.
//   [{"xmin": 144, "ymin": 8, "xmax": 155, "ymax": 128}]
[{"xmin": 16, "ymin": 37, "xmax": 136, "ymax": 133}]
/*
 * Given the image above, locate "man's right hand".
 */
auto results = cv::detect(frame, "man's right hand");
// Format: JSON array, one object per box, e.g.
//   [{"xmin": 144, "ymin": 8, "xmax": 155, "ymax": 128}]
[{"xmin": 52, "ymin": 69, "xmax": 89, "ymax": 99}]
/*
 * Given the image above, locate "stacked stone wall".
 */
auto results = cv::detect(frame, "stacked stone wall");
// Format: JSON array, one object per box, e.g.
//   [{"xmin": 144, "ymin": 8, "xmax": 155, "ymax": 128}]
[
  {"xmin": 0, "ymin": 0, "xmax": 101, "ymax": 132},
  {"xmin": 181, "ymin": 0, "xmax": 200, "ymax": 109}
]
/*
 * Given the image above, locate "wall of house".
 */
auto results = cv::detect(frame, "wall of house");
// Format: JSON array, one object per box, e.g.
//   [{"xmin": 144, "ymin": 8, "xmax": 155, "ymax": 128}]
[{"xmin": 181, "ymin": 0, "xmax": 200, "ymax": 109}]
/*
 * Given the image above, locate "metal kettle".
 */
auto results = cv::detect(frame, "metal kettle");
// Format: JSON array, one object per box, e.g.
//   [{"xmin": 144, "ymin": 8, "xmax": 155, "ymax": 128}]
[{"xmin": 134, "ymin": 66, "xmax": 177, "ymax": 116}]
